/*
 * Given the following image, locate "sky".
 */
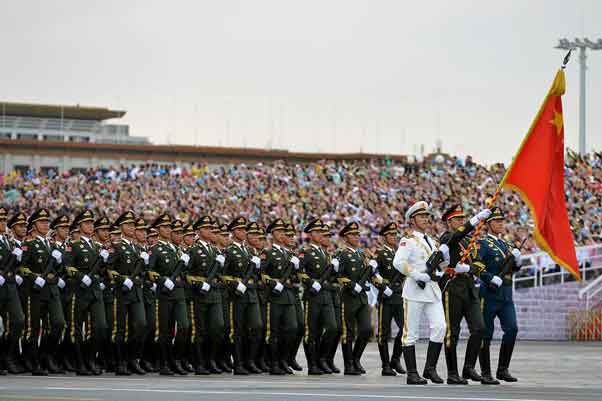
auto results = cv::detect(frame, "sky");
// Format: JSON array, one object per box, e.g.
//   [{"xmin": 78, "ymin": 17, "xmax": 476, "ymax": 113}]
[{"xmin": 1, "ymin": 0, "xmax": 601, "ymax": 164}]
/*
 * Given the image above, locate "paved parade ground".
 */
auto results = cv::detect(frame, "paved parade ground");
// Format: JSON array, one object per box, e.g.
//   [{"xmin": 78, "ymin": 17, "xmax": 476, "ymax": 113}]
[{"xmin": 1, "ymin": 341, "xmax": 601, "ymax": 401}]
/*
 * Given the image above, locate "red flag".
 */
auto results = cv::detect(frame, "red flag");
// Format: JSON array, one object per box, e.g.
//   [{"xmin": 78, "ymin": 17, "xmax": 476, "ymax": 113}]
[{"xmin": 501, "ymin": 69, "xmax": 579, "ymax": 280}]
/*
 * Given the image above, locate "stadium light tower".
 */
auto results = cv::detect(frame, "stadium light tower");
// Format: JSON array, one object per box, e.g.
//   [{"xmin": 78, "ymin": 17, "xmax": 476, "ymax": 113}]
[{"xmin": 555, "ymin": 38, "xmax": 602, "ymax": 155}]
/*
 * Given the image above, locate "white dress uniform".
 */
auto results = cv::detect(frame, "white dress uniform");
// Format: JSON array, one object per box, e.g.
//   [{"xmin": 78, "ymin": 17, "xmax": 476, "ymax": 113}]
[{"xmin": 393, "ymin": 230, "xmax": 446, "ymax": 346}]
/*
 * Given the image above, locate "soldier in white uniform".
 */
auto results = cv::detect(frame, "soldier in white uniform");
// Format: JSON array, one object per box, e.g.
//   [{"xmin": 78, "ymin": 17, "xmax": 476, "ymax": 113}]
[{"xmin": 393, "ymin": 201, "xmax": 449, "ymax": 385}]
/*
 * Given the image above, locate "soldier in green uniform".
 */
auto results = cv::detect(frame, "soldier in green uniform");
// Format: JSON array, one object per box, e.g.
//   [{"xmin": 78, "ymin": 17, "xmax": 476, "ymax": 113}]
[
  {"xmin": 319, "ymin": 223, "xmax": 342, "ymax": 374},
  {"xmin": 66, "ymin": 209, "xmax": 110, "ymax": 375},
  {"xmin": 260, "ymin": 219, "xmax": 299, "ymax": 375},
  {"xmin": 171, "ymin": 220, "xmax": 184, "ymax": 248},
  {"xmin": 0, "ymin": 208, "xmax": 26, "ymax": 375},
  {"xmin": 439, "ymin": 204, "xmax": 490, "ymax": 384},
  {"xmin": 134, "ymin": 218, "xmax": 147, "ymax": 246},
  {"xmin": 215, "ymin": 223, "xmax": 233, "ymax": 372},
  {"xmin": 374, "ymin": 222, "xmax": 406, "ymax": 377},
  {"xmin": 148, "ymin": 214, "xmax": 190, "ymax": 375},
  {"xmin": 222, "ymin": 217, "xmax": 263, "ymax": 375},
  {"xmin": 182, "ymin": 223, "xmax": 195, "ymax": 249},
  {"xmin": 106, "ymin": 211, "xmax": 148, "ymax": 376},
  {"xmin": 185, "ymin": 216, "xmax": 226, "ymax": 375},
  {"xmin": 20, "ymin": 209, "xmax": 66, "ymax": 375},
  {"xmin": 141, "ymin": 224, "xmax": 160, "ymax": 373},
  {"xmin": 284, "ymin": 222, "xmax": 304, "ymax": 372},
  {"xmin": 335, "ymin": 222, "xmax": 375, "ymax": 375},
  {"xmin": 298, "ymin": 219, "xmax": 338, "ymax": 375},
  {"xmin": 252, "ymin": 226, "xmax": 270, "ymax": 373},
  {"xmin": 94, "ymin": 217, "xmax": 115, "ymax": 373},
  {"xmin": 49, "ymin": 215, "xmax": 74, "ymax": 372}
]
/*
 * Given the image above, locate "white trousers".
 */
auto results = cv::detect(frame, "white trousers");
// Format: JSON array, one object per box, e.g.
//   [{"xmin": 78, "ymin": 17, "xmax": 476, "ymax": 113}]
[{"xmin": 402, "ymin": 299, "xmax": 446, "ymax": 346}]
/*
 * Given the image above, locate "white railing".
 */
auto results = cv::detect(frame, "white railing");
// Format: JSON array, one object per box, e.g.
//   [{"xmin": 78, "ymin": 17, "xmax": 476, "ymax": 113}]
[
  {"xmin": 578, "ymin": 274, "xmax": 602, "ymax": 310},
  {"xmin": 512, "ymin": 245, "xmax": 602, "ymax": 292}
]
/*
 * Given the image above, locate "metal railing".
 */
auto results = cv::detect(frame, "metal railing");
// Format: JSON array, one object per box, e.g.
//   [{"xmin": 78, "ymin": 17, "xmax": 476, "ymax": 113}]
[{"xmin": 512, "ymin": 245, "xmax": 602, "ymax": 292}]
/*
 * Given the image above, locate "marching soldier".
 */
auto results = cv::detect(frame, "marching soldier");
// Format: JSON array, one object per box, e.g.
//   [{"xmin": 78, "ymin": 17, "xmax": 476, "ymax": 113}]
[
  {"xmin": 185, "ymin": 216, "xmax": 226, "ymax": 375},
  {"xmin": 477, "ymin": 207, "xmax": 523, "ymax": 384},
  {"xmin": 146, "ymin": 227, "xmax": 158, "ymax": 248},
  {"xmin": 375, "ymin": 222, "xmax": 406, "ymax": 376},
  {"xmin": 439, "ymin": 205, "xmax": 491, "ymax": 384},
  {"xmin": 148, "ymin": 214, "xmax": 191, "ymax": 375},
  {"xmin": 284, "ymin": 222, "xmax": 304, "ymax": 372},
  {"xmin": 336, "ymin": 222, "xmax": 375, "ymax": 376},
  {"xmin": 319, "ymin": 224, "xmax": 342, "ymax": 374},
  {"xmin": 222, "ymin": 217, "xmax": 263, "ymax": 375},
  {"xmin": 215, "ymin": 223, "xmax": 234, "ymax": 372},
  {"xmin": 0, "ymin": 208, "xmax": 26, "ymax": 374},
  {"xmin": 106, "ymin": 211, "xmax": 148, "ymax": 375},
  {"xmin": 171, "ymin": 220, "xmax": 184, "ymax": 248},
  {"xmin": 298, "ymin": 219, "xmax": 338, "ymax": 375},
  {"xmin": 20, "ymin": 209, "xmax": 66, "ymax": 375},
  {"xmin": 260, "ymin": 219, "xmax": 299, "ymax": 375},
  {"xmin": 182, "ymin": 223, "xmax": 195, "ymax": 249},
  {"xmin": 141, "ymin": 224, "xmax": 159, "ymax": 373},
  {"xmin": 253, "ymin": 226, "xmax": 270, "ymax": 373},
  {"xmin": 393, "ymin": 201, "xmax": 447, "ymax": 385},
  {"xmin": 95, "ymin": 217, "xmax": 115, "ymax": 373},
  {"xmin": 66, "ymin": 209, "xmax": 110, "ymax": 375},
  {"xmin": 134, "ymin": 218, "xmax": 147, "ymax": 247}
]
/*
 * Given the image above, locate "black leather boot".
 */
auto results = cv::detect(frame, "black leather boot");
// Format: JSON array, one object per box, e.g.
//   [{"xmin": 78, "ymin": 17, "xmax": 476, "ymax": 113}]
[
  {"xmin": 390, "ymin": 336, "xmax": 405, "ymax": 374},
  {"xmin": 403, "ymin": 346, "xmax": 427, "ymax": 385},
  {"xmin": 445, "ymin": 345, "xmax": 467, "ymax": 384},
  {"xmin": 74, "ymin": 343, "xmax": 92, "ymax": 376},
  {"xmin": 233, "ymin": 339, "xmax": 249, "ymax": 375},
  {"xmin": 352, "ymin": 337, "xmax": 368, "ymax": 374},
  {"xmin": 306, "ymin": 342, "xmax": 323, "ymax": 375},
  {"xmin": 496, "ymin": 341, "xmax": 518, "ymax": 382},
  {"xmin": 422, "ymin": 341, "xmax": 444, "ymax": 384},
  {"xmin": 378, "ymin": 342, "xmax": 396, "ymax": 376},
  {"xmin": 342, "ymin": 343, "xmax": 360, "ymax": 375},
  {"xmin": 479, "ymin": 344, "xmax": 499, "ymax": 385},
  {"xmin": 158, "ymin": 343, "xmax": 174, "ymax": 376},
  {"xmin": 326, "ymin": 335, "xmax": 341, "ymax": 374},
  {"xmin": 462, "ymin": 334, "xmax": 482, "ymax": 382}
]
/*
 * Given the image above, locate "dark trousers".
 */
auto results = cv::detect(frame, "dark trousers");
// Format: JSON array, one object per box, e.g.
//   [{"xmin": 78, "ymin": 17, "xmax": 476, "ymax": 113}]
[
  {"xmin": 482, "ymin": 298, "xmax": 518, "ymax": 345},
  {"xmin": 112, "ymin": 294, "xmax": 146, "ymax": 362},
  {"xmin": 158, "ymin": 295, "xmax": 189, "ymax": 358},
  {"xmin": 377, "ymin": 301, "xmax": 403, "ymax": 344},
  {"xmin": 342, "ymin": 301, "xmax": 372, "ymax": 344},
  {"xmin": 0, "ymin": 283, "xmax": 25, "ymax": 364}
]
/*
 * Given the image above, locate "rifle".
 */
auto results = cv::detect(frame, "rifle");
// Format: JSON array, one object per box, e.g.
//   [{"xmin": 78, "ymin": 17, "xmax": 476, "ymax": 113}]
[
  {"xmin": 121, "ymin": 257, "xmax": 144, "ymax": 292},
  {"xmin": 80, "ymin": 255, "xmax": 103, "ymax": 289},
  {"xmin": 161, "ymin": 259, "xmax": 188, "ymax": 294},
  {"xmin": 352, "ymin": 251, "xmax": 375, "ymax": 295},
  {"xmin": 198, "ymin": 250, "xmax": 223, "ymax": 294},
  {"xmin": 488, "ymin": 236, "xmax": 528, "ymax": 291},
  {"xmin": 417, "ymin": 248, "xmax": 445, "ymax": 289},
  {"xmin": 33, "ymin": 256, "xmax": 62, "ymax": 290}
]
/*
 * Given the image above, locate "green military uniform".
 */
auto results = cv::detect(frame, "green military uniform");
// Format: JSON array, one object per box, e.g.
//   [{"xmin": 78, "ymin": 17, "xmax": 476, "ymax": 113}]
[
  {"xmin": 106, "ymin": 211, "xmax": 147, "ymax": 376},
  {"xmin": 65, "ymin": 209, "xmax": 109, "ymax": 375},
  {"xmin": 185, "ymin": 216, "xmax": 225, "ymax": 375},
  {"xmin": 439, "ymin": 205, "xmax": 487, "ymax": 384},
  {"xmin": 20, "ymin": 209, "xmax": 66, "ymax": 375},
  {"xmin": 148, "ymin": 214, "xmax": 189, "ymax": 375},
  {"xmin": 285, "ymin": 222, "xmax": 304, "ymax": 373},
  {"xmin": 140, "ymin": 223, "xmax": 159, "ymax": 372},
  {"xmin": 222, "ymin": 217, "xmax": 263, "ymax": 375},
  {"xmin": 298, "ymin": 219, "xmax": 337, "ymax": 375},
  {"xmin": 336, "ymin": 222, "xmax": 374, "ymax": 375},
  {"xmin": 253, "ymin": 227, "xmax": 270, "ymax": 373},
  {"xmin": 0, "ymin": 209, "xmax": 26, "ymax": 374},
  {"xmin": 260, "ymin": 219, "xmax": 298, "ymax": 375},
  {"xmin": 99, "ymin": 218, "xmax": 116, "ymax": 373},
  {"xmin": 374, "ymin": 222, "xmax": 406, "ymax": 376},
  {"xmin": 216, "ymin": 223, "xmax": 233, "ymax": 372},
  {"xmin": 322, "ymin": 224, "xmax": 342, "ymax": 374}
]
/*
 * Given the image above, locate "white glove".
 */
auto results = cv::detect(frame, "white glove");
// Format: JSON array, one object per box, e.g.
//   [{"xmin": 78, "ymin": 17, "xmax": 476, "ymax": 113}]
[
  {"xmin": 368, "ymin": 259, "xmax": 378, "ymax": 271},
  {"xmin": 201, "ymin": 282, "xmax": 211, "ymax": 292},
  {"xmin": 491, "ymin": 276, "xmax": 503, "ymax": 287},
  {"xmin": 251, "ymin": 256, "xmax": 261, "ymax": 268},
  {"xmin": 439, "ymin": 244, "xmax": 450, "ymax": 261},
  {"xmin": 99, "ymin": 282, "xmax": 106, "ymax": 291},
  {"xmin": 51, "ymin": 249, "xmax": 63, "ymax": 263},
  {"xmin": 274, "ymin": 281, "xmax": 284, "ymax": 292},
  {"xmin": 164, "ymin": 278, "xmax": 175, "ymax": 291},
  {"xmin": 34, "ymin": 276, "xmax": 46, "ymax": 288},
  {"xmin": 12, "ymin": 248, "xmax": 23, "ymax": 262},
  {"xmin": 216, "ymin": 254, "xmax": 225, "ymax": 266},
  {"xmin": 454, "ymin": 263, "xmax": 471, "ymax": 273},
  {"xmin": 15, "ymin": 275, "xmax": 23, "ymax": 286},
  {"xmin": 470, "ymin": 209, "xmax": 491, "ymax": 226},
  {"xmin": 58, "ymin": 278, "xmax": 66, "ymax": 289},
  {"xmin": 180, "ymin": 253, "xmax": 190, "ymax": 266},
  {"xmin": 435, "ymin": 270, "xmax": 445, "ymax": 277},
  {"xmin": 374, "ymin": 273, "xmax": 383, "ymax": 283},
  {"xmin": 512, "ymin": 248, "xmax": 522, "ymax": 266},
  {"xmin": 0, "ymin": 275, "xmax": 5, "ymax": 287},
  {"xmin": 290, "ymin": 256, "xmax": 300, "ymax": 269},
  {"xmin": 100, "ymin": 249, "xmax": 110, "ymax": 262},
  {"xmin": 412, "ymin": 272, "xmax": 431, "ymax": 283},
  {"xmin": 236, "ymin": 281, "xmax": 247, "ymax": 294},
  {"xmin": 331, "ymin": 258, "xmax": 339, "ymax": 272},
  {"xmin": 140, "ymin": 252, "xmax": 149, "ymax": 265},
  {"xmin": 151, "ymin": 283, "xmax": 157, "ymax": 293},
  {"xmin": 311, "ymin": 281, "xmax": 322, "ymax": 292},
  {"xmin": 81, "ymin": 274, "xmax": 92, "ymax": 287},
  {"xmin": 123, "ymin": 278, "xmax": 134, "ymax": 290},
  {"xmin": 383, "ymin": 286, "xmax": 393, "ymax": 297},
  {"xmin": 353, "ymin": 283, "xmax": 363, "ymax": 293}
]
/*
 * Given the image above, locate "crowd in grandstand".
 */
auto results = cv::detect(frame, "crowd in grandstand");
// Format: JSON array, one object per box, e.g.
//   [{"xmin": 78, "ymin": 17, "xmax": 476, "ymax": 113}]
[{"xmin": 0, "ymin": 151, "xmax": 600, "ymax": 258}]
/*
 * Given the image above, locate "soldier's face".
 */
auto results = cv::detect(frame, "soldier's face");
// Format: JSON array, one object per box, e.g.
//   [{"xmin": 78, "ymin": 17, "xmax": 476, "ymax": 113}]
[
  {"xmin": 35, "ymin": 220, "xmax": 50, "ymax": 236},
  {"xmin": 56, "ymin": 226, "xmax": 69, "ymax": 241},
  {"xmin": 96, "ymin": 228, "xmax": 109, "ymax": 242},
  {"xmin": 199, "ymin": 227, "xmax": 212, "ymax": 241},
  {"xmin": 233, "ymin": 228, "xmax": 246, "ymax": 242},
  {"xmin": 413, "ymin": 214, "xmax": 430, "ymax": 231},
  {"xmin": 488, "ymin": 220, "xmax": 505, "ymax": 235},
  {"xmin": 220, "ymin": 233, "xmax": 230, "ymax": 246},
  {"xmin": 247, "ymin": 233, "xmax": 261, "ymax": 248},
  {"xmin": 385, "ymin": 233, "xmax": 398, "ymax": 247},
  {"xmin": 147, "ymin": 236, "xmax": 157, "ymax": 247},
  {"xmin": 285, "ymin": 234, "xmax": 297, "ymax": 248},
  {"xmin": 135, "ymin": 229, "xmax": 146, "ymax": 243},
  {"xmin": 80, "ymin": 221, "xmax": 94, "ymax": 236},
  {"xmin": 448, "ymin": 216, "xmax": 464, "ymax": 231},
  {"xmin": 310, "ymin": 231, "xmax": 323, "ymax": 244},
  {"xmin": 12, "ymin": 223, "xmax": 26, "ymax": 238},
  {"xmin": 122, "ymin": 222, "xmax": 135, "ymax": 238},
  {"xmin": 273, "ymin": 230, "xmax": 286, "ymax": 244},
  {"xmin": 184, "ymin": 234, "xmax": 194, "ymax": 246},
  {"xmin": 345, "ymin": 233, "xmax": 360, "ymax": 248},
  {"xmin": 158, "ymin": 225, "xmax": 172, "ymax": 239},
  {"xmin": 171, "ymin": 231, "xmax": 183, "ymax": 244}
]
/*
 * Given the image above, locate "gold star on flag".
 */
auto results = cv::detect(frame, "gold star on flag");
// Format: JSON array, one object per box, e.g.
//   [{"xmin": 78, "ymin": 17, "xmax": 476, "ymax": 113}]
[{"xmin": 549, "ymin": 110, "xmax": 563, "ymax": 136}]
